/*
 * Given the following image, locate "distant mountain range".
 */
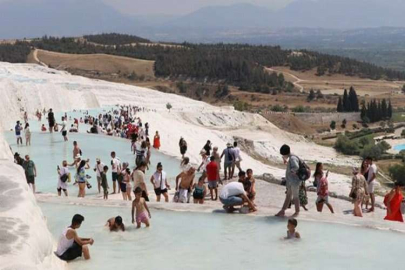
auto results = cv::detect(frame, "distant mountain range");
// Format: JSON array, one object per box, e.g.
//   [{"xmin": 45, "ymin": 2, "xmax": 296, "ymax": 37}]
[{"xmin": 2, "ymin": 0, "xmax": 405, "ymax": 39}]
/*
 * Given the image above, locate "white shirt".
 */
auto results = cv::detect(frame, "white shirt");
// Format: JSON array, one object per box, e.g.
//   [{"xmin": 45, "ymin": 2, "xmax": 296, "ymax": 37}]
[
  {"xmin": 61, "ymin": 120, "xmax": 67, "ymax": 132},
  {"xmin": 59, "ymin": 167, "xmax": 69, "ymax": 180},
  {"xmin": 111, "ymin": 158, "xmax": 121, "ymax": 173},
  {"xmin": 94, "ymin": 162, "xmax": 105, "ymax": 177},
  {"xmin": 56, "ymin": 227, "xmax": 74, "ymax": 256},
  {"xmin": 367, "ymin": 164, "xmax": 377, "ymax": 182},
  {"xmin": 152, "ymin": 171, "xmax": 167, "ymax": 189},
  {"xmin": 219, "ymin": 182, "xmax": 245, "ymax": 200},
  {"xmin": 233, "ymin": 147, "xmax": 241, "ymax": 161}
]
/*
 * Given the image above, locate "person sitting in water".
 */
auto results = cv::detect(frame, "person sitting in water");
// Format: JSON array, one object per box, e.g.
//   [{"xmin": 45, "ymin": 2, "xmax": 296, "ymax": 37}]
[
  {"xmin": 55, "ymin": 214, "xmax": 94, "ymax": 261},
  {"xmin": 106, "ymin": 216, "xmax": 125, "ymax": 232},
  {"xmin": 285, "ymin": 218, "xmax": 301, "ymax": 240},
  {"xmin": 219, "ymin": 182, "xmax": 256, "ymax": 213},
  {"xmin": 41, "ymin": 124, "xmax": 47, "ymax": 132}
]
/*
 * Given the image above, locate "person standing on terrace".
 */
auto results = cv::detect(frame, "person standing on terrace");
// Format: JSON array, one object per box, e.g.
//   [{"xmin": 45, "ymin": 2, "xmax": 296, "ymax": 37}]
[
  {"xmin": 384, "ymin": 182, "xmax": 404, "ymax": 222},
  {"xmin": 275, "ymin": 144, "xmax": 301, "ymax": 217},
  {"xmin": 350, "ymin": 167, "xmax": 368, "ymax": 217},
  {"xmin": 365, "ymin": 157, "xmax": 378, "ymax": 212},
  {"xmin": 153, "ymin": 131, "xmax": 161, "ymax": 150}
]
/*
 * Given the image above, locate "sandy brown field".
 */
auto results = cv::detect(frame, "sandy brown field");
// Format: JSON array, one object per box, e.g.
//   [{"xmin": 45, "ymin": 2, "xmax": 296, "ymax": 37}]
[
  {"xmin": 27, "ymin": 49, "xmax": 155, "ymax": 78},
  {"xmin": 268, "ymin": 66, "xmax": 404, "ymax": 97}
]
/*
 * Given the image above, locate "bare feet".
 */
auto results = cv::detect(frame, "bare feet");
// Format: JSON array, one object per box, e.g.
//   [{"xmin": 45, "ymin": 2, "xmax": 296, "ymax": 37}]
[
  {"xmin": 275, "ymin": 210, "xmax": 285, "ymax": 217},
  {"xmin": 290, "ymin": 212, "xmax": 300, "ymax": 218}
]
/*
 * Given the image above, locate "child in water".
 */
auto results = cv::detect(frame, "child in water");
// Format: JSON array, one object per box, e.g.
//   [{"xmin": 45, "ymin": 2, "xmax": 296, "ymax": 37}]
[
  {"xmin": 106, "ymin": 216, "xmax": 125, "ymax": 232},
  {"xmin": 285, "ymin": 218, "xmax": 301, "ymax": 239},
  {"xmin": 132, "ymin": 187, "xmax": 151, "ymax": 228}
]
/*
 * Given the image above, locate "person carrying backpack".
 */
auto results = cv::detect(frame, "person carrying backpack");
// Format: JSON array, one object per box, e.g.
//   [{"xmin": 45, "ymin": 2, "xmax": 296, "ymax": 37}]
[{"xmin": 276, "ymin": 144, "xmax": 306, "ymax": 217}]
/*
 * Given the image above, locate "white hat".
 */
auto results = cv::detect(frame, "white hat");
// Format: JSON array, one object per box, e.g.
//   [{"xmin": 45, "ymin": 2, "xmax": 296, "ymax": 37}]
[{"xmin": 226, "ymin": 143, "xmax": 232, "ymax": 147}]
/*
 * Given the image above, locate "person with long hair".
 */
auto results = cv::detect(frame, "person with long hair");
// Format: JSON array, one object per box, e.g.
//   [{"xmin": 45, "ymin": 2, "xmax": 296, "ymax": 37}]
[
  {"xmin": 360, "ymin": 160, "xmax": 370, "ymax": 209},
  {"xmin": 384, "ymin": 182, "xmax": 404, "ymax": 222},
  {"xmin": 153, "ymin": 131, "xmax": 161, "ymax": 150},
  {"xmin": 350, "ymin": 167, "xmax": 368, "ymax": 217},
  {"xmin": 77, "ymin": 160, "xmax": 87, "ymax": 197},
  {"xmin": 313, "ymin": 162, "xmax": 334, "ymax": 213},
  {"xmin": 24, "ymin": 123, "xmax": 31, "ymax": 146}
]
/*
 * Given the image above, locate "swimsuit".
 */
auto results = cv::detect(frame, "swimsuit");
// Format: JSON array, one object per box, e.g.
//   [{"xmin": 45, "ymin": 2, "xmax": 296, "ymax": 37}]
[{"xmin": 136, "ymin": 211, "xmax": 149, "ymax": 224}]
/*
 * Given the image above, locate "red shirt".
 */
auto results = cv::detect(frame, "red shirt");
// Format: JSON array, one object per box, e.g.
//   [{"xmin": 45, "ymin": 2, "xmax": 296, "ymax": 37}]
[{"xmin": 206, "ymin": 161, "xmax": 218, "ymax": 181}]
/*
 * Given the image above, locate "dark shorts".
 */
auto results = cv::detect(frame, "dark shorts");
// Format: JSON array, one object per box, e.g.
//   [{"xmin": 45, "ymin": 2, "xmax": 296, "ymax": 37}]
[
  {"xmin": 180, "ymin": 146, "xmax": 187, "ymax": 155},
  {"xmin": 62, "ymin": 130, "xmax": 67, "ymax": 137},
  {"xmin": 120, "ymin": 182, "xmax": 127, "ymax": 192},
  {"xmin": 193, "ymin": 192, "xmax": 204, "ymax": 200},
  {"xmin": 220, "ymin": 196, "xmax": 243, "ymax": 207},
  {"xmin": 154, "ymin": 188, "xmax": 168, "ymax": 196},
  {"xmin": 57, "ymin": 187, "xmax": 67, "ymax": 192},
  {"xmin": 112, "ymin": 172, "xmax": 118, "ymax": 182},
  {"xmin": 26, "ymin": 175, "xmax": 35, "ymax": 184},
  {"xmin": 57, "ymin": 241, "xmax": 82, "ymax": 261},
  {"xmin": 49, "ymin": 122, "xmax": 55, "ymax": 128},
  {"xmin": 136, "ymin": 156, "xmax": 145, "ymax": 167}
]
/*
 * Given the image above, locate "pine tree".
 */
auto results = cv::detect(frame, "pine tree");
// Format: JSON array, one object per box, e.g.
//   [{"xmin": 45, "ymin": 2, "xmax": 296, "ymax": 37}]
[
  {"xmin": 342, "ymin": 89, "xmax": 351, "ymax": 112},
  {"xmin": 360, "ymin": 102, "xmax": 367, "ymax": 119},
  {"xmin": 381, "ymin": 99, "xmax": 388, "ymax": 119},
  {"xmin": 337, "ymin": 97, "xmax": 343, "ymax": 112},
  {"xmin": 388, "ymin": 100, "xmax": 393, "ymax": 119},
  {"xmin": 348, "ymin": 86, "xmax": 359, "ymax": 112}
]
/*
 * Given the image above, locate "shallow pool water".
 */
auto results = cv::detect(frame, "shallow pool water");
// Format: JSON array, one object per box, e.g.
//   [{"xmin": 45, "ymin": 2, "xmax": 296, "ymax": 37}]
[
  {"xmin": 394, "ymin": 144, "xmax": 405, "ymax": 151},
  {"xmin": 4, "ymin": 130, "xmax": 181, "ymax": 195},
  {"xmin": 41, "ymin": 203, "xmax": 405, "ymax": 270}
]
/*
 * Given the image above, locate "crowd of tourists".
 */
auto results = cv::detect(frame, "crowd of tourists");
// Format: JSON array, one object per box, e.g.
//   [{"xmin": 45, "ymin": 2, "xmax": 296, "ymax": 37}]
[{"xmin": 10, "ymin": 106, "xmax": 404, "ymax": 263}]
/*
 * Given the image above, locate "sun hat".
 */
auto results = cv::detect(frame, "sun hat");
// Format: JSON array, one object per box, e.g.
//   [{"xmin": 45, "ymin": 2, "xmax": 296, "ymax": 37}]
[{"xmin": 226, "ymin": 143, "xmax": 232, "ymax": 147}]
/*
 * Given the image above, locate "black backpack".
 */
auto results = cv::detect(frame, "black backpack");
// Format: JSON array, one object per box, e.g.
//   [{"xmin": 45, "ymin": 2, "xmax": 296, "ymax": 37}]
[{"xmin": 292, "ymin": 155, "xmax": 311, "ymax": 181}]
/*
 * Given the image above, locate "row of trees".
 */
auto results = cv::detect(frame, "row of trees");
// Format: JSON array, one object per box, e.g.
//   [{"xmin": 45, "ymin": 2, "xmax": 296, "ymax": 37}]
[
  {"xmin": 360, "ymin": 99, "xmax": 392, "ymax": 123},
  {"xmin": 83, "ymin": 33, "xmax": 150, "ymax": 45},
  {"xmin": 4, "ymin": 36, "xmax": 405, "ymax": 91},
  {"xmin": 337, "ymin": 87, "xmax": 359, "ymax": 112},
  {"xmin": 0, "ymin": 42, "xmax": 31, "ymax": 63}
]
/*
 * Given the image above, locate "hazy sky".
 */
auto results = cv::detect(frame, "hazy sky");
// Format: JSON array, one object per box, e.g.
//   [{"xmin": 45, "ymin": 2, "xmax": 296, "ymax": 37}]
[{"xmin": 102, "ymin": 0, "xmax": 293, "ymax": 15}]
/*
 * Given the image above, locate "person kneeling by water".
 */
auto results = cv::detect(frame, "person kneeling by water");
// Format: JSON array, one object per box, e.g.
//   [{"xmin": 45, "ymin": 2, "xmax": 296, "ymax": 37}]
[
  {"xmin": 219, "ymin": 182, "xmax": 256, "ymax": 213},
  {"xmin": 55, "ymin": 214, "xmax": 94, "ymax": 261}
]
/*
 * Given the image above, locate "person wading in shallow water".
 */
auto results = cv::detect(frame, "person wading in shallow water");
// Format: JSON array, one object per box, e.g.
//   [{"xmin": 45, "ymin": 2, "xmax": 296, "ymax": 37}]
[
  {"xmin": 48, "ymin": 108, "xmax": 55, "ymax": 133},
  {"xmin": 55, "ymin": 214, "xmax": 94, "ymax": 261}
]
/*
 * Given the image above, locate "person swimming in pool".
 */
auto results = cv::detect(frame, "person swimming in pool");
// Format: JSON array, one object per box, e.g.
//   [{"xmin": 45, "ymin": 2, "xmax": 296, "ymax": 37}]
[
  {"xmin": 285, "ymin": 218, "xmax": 301, "ymax": 240},
  {"xmin": 106, "ymin": 216, "xmax": 125, "ymax": 232}
]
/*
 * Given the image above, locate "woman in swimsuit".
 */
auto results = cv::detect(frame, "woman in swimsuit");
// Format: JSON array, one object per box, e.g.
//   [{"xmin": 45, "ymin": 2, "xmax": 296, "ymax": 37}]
[
  {"xmin": 192, "ymin": 176, "xmax": 207, "ymax": 204},
  {"xmin": 24, "ymin": 123, "xmax": 31, "ymax": 146},
  {"xmin": 77, "ymin": 160, "xmax": 87, "ymax": 198}
]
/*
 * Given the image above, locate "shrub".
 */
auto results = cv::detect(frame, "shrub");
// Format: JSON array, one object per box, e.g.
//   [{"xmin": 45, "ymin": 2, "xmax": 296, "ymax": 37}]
[
  {"xmin": 389, "ymin": 164, "xmax": 405, "ymax": 184},
  {"xmin": 330, "ymin": 120, "xmax": 336, "ymax": 130},
  {"xmin": 335, "ymin": 135, "xmax": 360, "ymax": 155}
]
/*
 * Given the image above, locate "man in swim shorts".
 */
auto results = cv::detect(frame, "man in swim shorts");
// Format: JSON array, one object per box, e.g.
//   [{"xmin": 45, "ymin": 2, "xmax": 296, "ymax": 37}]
[{"xmin": 175, "ymin": 167, "xmax": 196, "ymax": 203}]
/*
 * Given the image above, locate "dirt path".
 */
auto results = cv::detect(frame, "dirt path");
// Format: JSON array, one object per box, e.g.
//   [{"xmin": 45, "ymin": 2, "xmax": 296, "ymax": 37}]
[
  {"xmin": 266, "ymin": 67, "xmax": 305, "ymax": 92},
  {"xmin": 32, "ymin": 49, "xmax": 48, "ymax": 67}
]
